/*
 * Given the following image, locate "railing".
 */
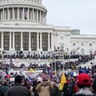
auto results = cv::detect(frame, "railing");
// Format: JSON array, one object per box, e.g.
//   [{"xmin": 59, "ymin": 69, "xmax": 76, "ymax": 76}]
[{"xmin": 0, "ymin": 0, "xmax": 42, "ymax": 5}]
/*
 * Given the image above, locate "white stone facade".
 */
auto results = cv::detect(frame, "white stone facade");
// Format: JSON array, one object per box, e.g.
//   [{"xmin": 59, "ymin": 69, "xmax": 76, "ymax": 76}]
[{"xmin": 0, "ymin": 0, "xmax": 96, "ymax": 56}]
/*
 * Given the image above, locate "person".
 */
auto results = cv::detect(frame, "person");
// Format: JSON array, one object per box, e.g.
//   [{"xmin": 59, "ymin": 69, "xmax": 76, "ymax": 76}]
[
  {"xmin": 50, "ymin": 81, "xmax": 60, "ymax": 96},
  {"xmin": 73, "ymin": 73, "xmax": 94, "ymax": 96},
  {"xmin": 92, "ymin": 77, "xmax": 96, "ymax": 94},
  {"xmin": 36, "ymin": 77, "xmax": 53, "ymax": 96},
  {"xmin": 23, "ymin": 79, "xmax": 31, "ymax": 96},
  {"xmin": 0, "ymin": 80, "xmax": 9, "ymax": 96},
  {"xmin": 5, "ymin": 75, "xmax": 29, "ymax": 96}
]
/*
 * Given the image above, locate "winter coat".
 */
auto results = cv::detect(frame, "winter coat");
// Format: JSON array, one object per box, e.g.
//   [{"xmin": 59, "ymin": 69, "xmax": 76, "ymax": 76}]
[
  {"xmin": 74, "ymin": 87, "xmax": 94, "ymax": 96},
  {"xmin": 5, "ymin": 84, "xmax": 29, "ymax": 96}
]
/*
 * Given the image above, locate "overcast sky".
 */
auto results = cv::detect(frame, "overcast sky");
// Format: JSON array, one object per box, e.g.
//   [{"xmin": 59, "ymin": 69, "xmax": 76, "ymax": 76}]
[{"xmin": 42, "ymin": 0, "xmax": 96, "ymax": 34}]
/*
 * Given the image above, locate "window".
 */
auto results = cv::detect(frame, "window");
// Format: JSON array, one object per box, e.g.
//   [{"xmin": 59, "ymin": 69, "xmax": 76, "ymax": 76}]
[
  {"xmin": 4, "ymin": 32, "xmax": 9, "ymax": 50},
  {"xmin": 81, "ymin": 43, "xmax": 84, "ymax": 46},
  {"xmin": 31, "ymin": 33, "xmax": 37, "ymax": 51},
  {"xmin": 9, "ymin": 8, "xmax": 12, "ymax": 20},
  {"xmin": 73, "ymin": 43, "xmax": 76, "ymax": 46},
  {"xmin": 42, "ymin": 33, "xmax": 48, "ymax": 51},
  {"xmin": 23, "ymin": 32, "xmax": 29, "ymax": 50},
  {"xmin": 89, "ymin": 43, "xmax": 92, "ymax": 46},
  {"xmin": 14, "ymin": 8, "xmax": 17, "ymax": 19},
  {"xmin": 24, "ymin": 8, "xmax": 28, "ymax": 20},
  {"xmin": 15, "ymin": 32, "xmax": 21, "ymax": 50},
  {"xmin": 34, "ymin": 9, "xmax": 37, "ymax": 21},
  {"xmin": 38, "ymin": 10, "xmax": 40, "ymax": 22},
  {"xmin": 19, "ymin": 8, "xmax": 23, "ymax": 20}
]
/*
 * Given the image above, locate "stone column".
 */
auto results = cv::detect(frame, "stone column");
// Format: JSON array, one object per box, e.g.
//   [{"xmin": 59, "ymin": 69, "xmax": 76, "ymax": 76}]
[
  {"xmin": 12, "ymin": 8, "xmax": 14, "ymax": 20},
  {"xmin": 9, "ymin": 32, "xmax": 11, "ymax": 50},
  {"xmin": 1, "ymin": 32, "xmax": 3, "ymax": 50},
  {"xmin": 17, "ymin": 8, "xmax": 19, "ymax": 20},
  {"xmin": 37, "ymin": 32, "xmax": 39, "ymax": 51},
  {"xmin": 48, "ymin": 33, "xmax": 50, "ymax": 51},
  {"xmin": 8, "ymin": 8, "xmax": 10, "ymax": 20},
  {"xmin": 40, "ymin": 33, "xmax": 42, "ymax": 51},
  {"xmin": 21, "ymin": 32, "xmax": 23, "ymax": 51},
  {"xmin": 22, "ymin": 8, "xmax": 24, "ymax": 20},
  {"xmin": 51, "ymin": 33, "xmax": 54, "ymax": 51},
  {"xmin": 40, "ymin": 11, "xmax": 41, "ymax": 22},
  {"xmin": 31, "ymin": 9, "xmax": 33, "ymax": 20},
  {"xmin": 37, "ymin": 9, "xmax": 38, "ymax": 22},
  {"xmin": 32, "ymin": 9, "xmax": 34, "ymax": 21},
  {"xmin": 27, "ymin": 8, "xmax": 29, "ymax": 20},
  {"xmin": 29, "ymin": 32, "xmax": 31, "ymax": 51},
  {"xmin": 44, "ymin": 13, "xmax": 46, "ymax": 24},
  {"xmin": 13, "ymin": 32, "xmax": 15, "ymax": 50}
]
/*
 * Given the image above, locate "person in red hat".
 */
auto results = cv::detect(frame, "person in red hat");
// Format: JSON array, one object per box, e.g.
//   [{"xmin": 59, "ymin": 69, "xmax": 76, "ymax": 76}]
[{"xmin": 73, "ymin": 73, "xmax": 94, "ymax": 96}]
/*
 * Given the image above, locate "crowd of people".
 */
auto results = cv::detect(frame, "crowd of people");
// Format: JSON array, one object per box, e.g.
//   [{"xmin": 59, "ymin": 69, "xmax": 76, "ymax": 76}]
[
  {"xmin": 0, "ymin": 50, "xmax": 96, "ymax": 96},
  {"xmin": 0, "ymin": 61, "xmax": 96, "ymax": 96},
  {"xmin": 1, "ymin": 50, "xmax": 95, "ymax": 60}
]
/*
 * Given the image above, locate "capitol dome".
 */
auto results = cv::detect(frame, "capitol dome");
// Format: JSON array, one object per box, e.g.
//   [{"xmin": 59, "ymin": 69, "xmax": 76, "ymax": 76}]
[{"xmin": 0, "ymin": 0, "xmax": 47, "ymax": 24}]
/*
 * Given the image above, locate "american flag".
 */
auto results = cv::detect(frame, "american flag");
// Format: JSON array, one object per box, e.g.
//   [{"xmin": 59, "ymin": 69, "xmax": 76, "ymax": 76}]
[{"xmin": 24, "ymin": 10, "xmax": 27, "ymax": 19}]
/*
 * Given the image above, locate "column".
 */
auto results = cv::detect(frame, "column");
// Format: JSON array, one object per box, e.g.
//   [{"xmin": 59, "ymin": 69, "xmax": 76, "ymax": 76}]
[
  {"xmin": 32, "ymin": 9, "xmax": 34, "ymax": 21},
  {"xmin": 40, "ymin": 33, "xmax": 42, "ymax": 51},
  {"xmin": 8, "ymin": 8, "xmax": 10, "ymax": 20},
  {"xmin": 21, "ymin": 32, "xmax": 23, "ymax": 51},
  {"xmin": 1, "ymin": 32, "xmax": 3, "ymax": 50},
  {"xmin": 37, "ymin": 32, "xmax": 39, "ymax": 51},
  {"xmin": 17, "ymin": 8, "xmax": 19, "ymax": 20},
  {"xmin": 13, "ymin": 32, "xmax": 15, "ymax": 50},
  {"xmin": 51, "ymin": 33, "xmax": 54, "ymax": 51},
  {"xmin": 40, "ymin": 11, "xmax": 41, "ymax": 22},
  {"xmin": 27, "ymin": 8, "xmax": 29, "ymax": 20},
  {"xmin": 22, "ymin": 8, "xmax": 24, "ymax": 20},
  {"xmin": 48, "ymin": 33, "xmax": 50, "ymax": 51},
  {"xmin": 9, "ymin": 32, "xmax": 11, "ymax": 50},
  {"xmin": 12, "ymin": 8, "xmax": 14, "ymax": 20},
  {"xmin": 30, "ymin": 9, "xmax": 32, "ymax": 20},
  {"xmin": 37, "ymin": 10, "xmax": 38, "ymax": 22},
  {"xmin": 44, "ymin": 13, "xmax": 46, "ymax": 24},
  {"xmin": 29, "ymin": 32, "xmax": 31, "ymax": 51}
]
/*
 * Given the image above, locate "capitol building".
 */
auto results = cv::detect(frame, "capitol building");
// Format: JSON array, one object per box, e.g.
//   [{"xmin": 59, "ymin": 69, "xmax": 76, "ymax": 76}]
[{"xmin": 0, "ymin": 0, "xmax": 96, "ymax": 57}]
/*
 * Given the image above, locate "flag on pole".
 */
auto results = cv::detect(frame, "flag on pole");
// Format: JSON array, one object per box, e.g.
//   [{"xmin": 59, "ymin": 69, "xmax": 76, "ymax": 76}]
[{"xmin": 59, "ymin": 73, "xmax": 66, "ymax": 91}]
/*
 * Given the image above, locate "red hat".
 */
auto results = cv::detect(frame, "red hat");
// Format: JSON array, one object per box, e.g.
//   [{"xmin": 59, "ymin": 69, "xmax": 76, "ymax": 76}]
[{"xmin": 77, "ymin": 73, "xmax": 91, "ymax": 85}]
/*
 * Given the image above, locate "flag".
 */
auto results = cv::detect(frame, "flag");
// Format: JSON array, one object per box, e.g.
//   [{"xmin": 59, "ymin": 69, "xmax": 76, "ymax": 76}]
[
  {"xmin": 24, "ymin": 9, "xmax": 27, "ymax": 19},
  {"xmin": 59, "ymin": 73, "xmax": 66, "ymax": 91},
  {"xmin": 30, "ymin": 68, "xmax": 34, "ymax": 72}
]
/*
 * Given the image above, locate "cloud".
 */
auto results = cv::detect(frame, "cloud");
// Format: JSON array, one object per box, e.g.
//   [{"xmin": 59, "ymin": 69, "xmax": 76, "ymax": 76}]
[{"xmin": 42, "ymin": 0, "xmax": 96, "ymax": 34}]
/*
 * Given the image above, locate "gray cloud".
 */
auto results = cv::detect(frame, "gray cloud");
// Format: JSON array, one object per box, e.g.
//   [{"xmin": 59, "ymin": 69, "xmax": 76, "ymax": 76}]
[{"xmin": 42, "ymin": 0, "xmax": 96, "ymax": 34}]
